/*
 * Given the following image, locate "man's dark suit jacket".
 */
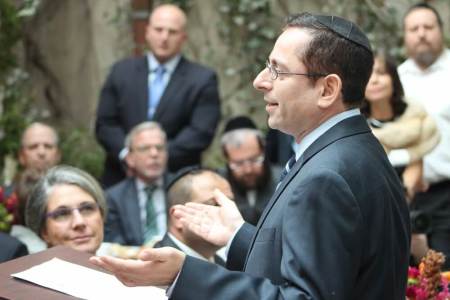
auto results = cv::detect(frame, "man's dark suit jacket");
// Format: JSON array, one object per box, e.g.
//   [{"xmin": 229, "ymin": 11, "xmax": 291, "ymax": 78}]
[
  {"xmin": 104, "ymin": 177, "xmax": 168, "ymax": 246},
  {"xmin": 220, "ymin": 165, "xmax": 282, "ymax": 225},
  {"xmin": 170, "ymin": 115, "xmax": 411, "ymax": 300},
  {"xmin": 154, "ymin": 233, "xmax": 224, "ymax": 266},
  {"xmin": 0, "ymin": 232, "xmax": 28, "ymax": 263},
  {"xmin": 95, "ymin": 55, "xmax": 221, "ymax": 187}
]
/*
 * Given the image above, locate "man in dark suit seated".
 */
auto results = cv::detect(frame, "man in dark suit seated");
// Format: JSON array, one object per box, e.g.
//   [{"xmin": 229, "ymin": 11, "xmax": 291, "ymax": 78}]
[
  {"xmin": 219, "ymin": 116, "xmax": 281, "ymax": 225},
  {"xmin": 95, "ymin": 3, "xmax": 221, "ymax": 187},
  {"xmin": 92, "ymin": 13, "xmax": 410, "ymax": 299},
  {"xmin": 154, "ymin": 167, "xmax": 230, "ymax": 265},
  {"xmin": 104, "ymin": 122, "xmax": 169, "ymax": 246},
  {"xmin": 0, "ymin": 232, "xmax": 28, "ymax": 263}
]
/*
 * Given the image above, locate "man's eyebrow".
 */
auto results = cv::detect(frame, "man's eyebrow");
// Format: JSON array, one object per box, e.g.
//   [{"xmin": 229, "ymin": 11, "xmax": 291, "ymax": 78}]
[{"xmin": 271, "ymin": 58, "xmax": 288, "ymax": 69}]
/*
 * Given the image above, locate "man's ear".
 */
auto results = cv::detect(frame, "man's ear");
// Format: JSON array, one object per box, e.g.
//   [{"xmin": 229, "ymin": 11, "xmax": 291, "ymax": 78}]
[
  {"xmin": 169, "ymin": 207, "xmax": 183, "ymax": 230},
  {"xmin": 317, "ymin": 74, "xmax": 342, "ymax": 109},
  {"xmin": 124, "ymin": 153, "xmax": 134, "ymax": 169}
]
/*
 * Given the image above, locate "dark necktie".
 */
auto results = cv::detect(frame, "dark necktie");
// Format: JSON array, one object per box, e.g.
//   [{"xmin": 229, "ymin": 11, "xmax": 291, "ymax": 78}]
[
  {"xmin": 148, "ymin": 65, "xmax": 166, "ymax": 119},
  {"xmin": 278, "ymin": 155, "xmax": 297, "ymax": 183},
  {"xmin": 144, "ymin": 185, "xmax": 158, "ymax": 243}
]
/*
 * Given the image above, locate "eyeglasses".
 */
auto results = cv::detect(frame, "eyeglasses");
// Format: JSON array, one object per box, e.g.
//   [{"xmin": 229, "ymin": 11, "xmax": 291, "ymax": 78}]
[
  {"xmin": 228, "ymin": 154, "xmax": 265, "ymax": 171},
  {"xmin": 45, "ymin": 202, "xmax": 99, "ymax": 222},
  {"xmin": 131, "ymin": 144, "xmax": 166, "ymax": 154},
  {"xmin": 265, "ymin": 60, "xmax": 327, "ymax": 80}
]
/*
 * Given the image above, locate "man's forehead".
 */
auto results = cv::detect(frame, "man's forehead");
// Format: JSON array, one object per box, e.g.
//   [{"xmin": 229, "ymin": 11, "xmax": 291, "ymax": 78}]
[
  {"xmin": 270, "ymin": 28, "xmax": 310, "ymax": 65},
  {"xmin": 134, "ymin": 128, "xmax": 165, "ymax": 141},
  {"xmin": 405, "ymin": 8, "xmax": 440, "ymax": 27},
  {"xmin": 23, "ymin": 127, "xmax": 57, "ymax": 145}
]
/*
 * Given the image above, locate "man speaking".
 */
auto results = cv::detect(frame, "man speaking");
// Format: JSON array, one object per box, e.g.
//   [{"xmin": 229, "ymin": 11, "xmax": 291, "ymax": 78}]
[{"xmin": 92, "ymin": 13, "xmax": 410, "ymax": 300}]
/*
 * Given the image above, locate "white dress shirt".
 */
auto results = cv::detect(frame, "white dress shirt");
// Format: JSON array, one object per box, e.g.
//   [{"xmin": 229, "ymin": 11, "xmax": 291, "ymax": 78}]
[{"xmin": 398, "ymin": 49, "xmax": 450, "ymax": 183}]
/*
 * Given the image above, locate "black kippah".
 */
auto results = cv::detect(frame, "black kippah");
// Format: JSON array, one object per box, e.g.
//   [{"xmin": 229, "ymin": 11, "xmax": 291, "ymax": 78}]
[
  {"xmin": 165, "ymin": 165, "xmax": 202, "ymax": 192},
  {"xmin": 313, "ymin": 14, "xmax": 372, "ymax": 52},
  {"xmin": 223, "ymin": 116, "xmax": 257, "ymax": 134}
]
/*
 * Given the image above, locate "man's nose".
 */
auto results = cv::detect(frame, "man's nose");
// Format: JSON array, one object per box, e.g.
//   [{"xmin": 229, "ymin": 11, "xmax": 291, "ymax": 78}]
[
  {"xmin": 417, "ymin": 27, "xmax": 427, "ymax": 39},
  {"xmin": 253, "ymin": 68, "xmax": 272, "ymax": 92},
  {"xmin": 36, "ymin": 145, "xmax": 47, "ymax": 156}
]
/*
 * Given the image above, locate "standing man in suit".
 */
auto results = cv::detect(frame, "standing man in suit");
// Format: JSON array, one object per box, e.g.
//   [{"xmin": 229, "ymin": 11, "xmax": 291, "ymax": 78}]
[
  {"xmin": 220, "ymin": 116, "xmax": 281, "ymax": 225},
  {"xmin": 92, "ymin": 13, "xmax": 410, "ymax": 299},
  {"xmin": 104, "ymin": 122, "xmax": 169, "ymax": 246},
  {"xmin": 154, "ymin": 167, "xmax": 230, "ymax": 266},
  {"xmin": 398, "ymin": 2, "xmax": 450, "ymax": 269},
  {"xmin": 95, "ymin": 4, "xmax": 221, "ymax": 187}
]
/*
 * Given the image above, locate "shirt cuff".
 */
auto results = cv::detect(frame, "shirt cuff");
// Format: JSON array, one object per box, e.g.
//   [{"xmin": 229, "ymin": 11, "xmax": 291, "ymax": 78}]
[
  {"xmin": 225, "ymin": 222, "xmax": 245, "ymax": 258},
  {"xmin": 166, "ymin": 270, "xmax": 181, "ymax": 297},
  {"xmin": 388, "ymin": 149, "xmax": 411, "ymax": 167}
]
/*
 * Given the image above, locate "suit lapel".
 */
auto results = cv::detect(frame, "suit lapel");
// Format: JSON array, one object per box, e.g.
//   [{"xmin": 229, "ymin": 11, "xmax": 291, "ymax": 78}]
[
  {"xmin": 153, "ymin": 57, "xmax": 187, "ymax": 120},
  {"xmin": 159, "ymin": 234, "xmax": 180, "ymax": 249},
  {"xmin": 243, "ymin": 115, "xmax": 371, "ymax": 269},
  {"xmin": 136, "ymin": 56, "xmax": 150, "ymax": 122}
]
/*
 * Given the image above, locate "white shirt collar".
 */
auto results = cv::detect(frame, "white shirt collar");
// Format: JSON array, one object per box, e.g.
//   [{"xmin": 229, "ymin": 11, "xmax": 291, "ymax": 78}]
[
  {"xmin": 147, "ymin": 52, "xmax": 181, "ymax": 74},
  {"xmin": 135, "ymin": 177, "xmax": 163, "ymax": 191},
  {"xmin": 167, "ymin": 233, "xmax": 214, "ymax": 262},
  {"xmin": 294, "ymin": 108, "xmax": 361, "ymax": 160},
  {"xmin": 400, "ymin": 49, "xmax": 450, "ymax": 75}
]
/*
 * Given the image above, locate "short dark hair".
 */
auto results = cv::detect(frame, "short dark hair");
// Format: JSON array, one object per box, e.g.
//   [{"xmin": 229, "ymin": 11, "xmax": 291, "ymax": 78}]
[
  {"xmin": 403, "ymin": 2, "xmax": 443, "ymax": 29},
  {"xmin": 361, "ymin": 52, "xmax": 407, "ymax": 119},
  {"xmin": 285, "ymin": 13, "xmax": 374, "ymax": 107}
]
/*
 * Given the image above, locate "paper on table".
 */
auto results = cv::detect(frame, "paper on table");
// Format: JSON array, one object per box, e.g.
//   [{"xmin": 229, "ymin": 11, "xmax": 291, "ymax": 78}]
[{"xmin": 11, "ymin": 257, "xmax": 167, "ymax": 300}]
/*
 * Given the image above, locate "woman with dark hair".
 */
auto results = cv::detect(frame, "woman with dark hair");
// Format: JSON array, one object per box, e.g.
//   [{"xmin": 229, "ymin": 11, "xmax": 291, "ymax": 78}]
[
  {"xmin": 363, "ymin": 53, "xmax": 440, "ymax": 200},
  {"xmin": 364, "ymin": 53, "xmax": 440, "ymax": 265}
]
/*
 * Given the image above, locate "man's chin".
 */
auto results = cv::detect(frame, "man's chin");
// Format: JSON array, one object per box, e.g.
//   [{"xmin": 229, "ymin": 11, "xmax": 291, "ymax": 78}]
[{"xmin": 414, "ymin": 51, "xmax": 439, "ymax": 68}]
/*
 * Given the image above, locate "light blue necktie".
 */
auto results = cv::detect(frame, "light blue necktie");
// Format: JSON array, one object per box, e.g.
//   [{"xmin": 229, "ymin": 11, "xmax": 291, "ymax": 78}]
[{"xmin": 148, "ymin": 65, "xmax": 166, "ymax": 119}]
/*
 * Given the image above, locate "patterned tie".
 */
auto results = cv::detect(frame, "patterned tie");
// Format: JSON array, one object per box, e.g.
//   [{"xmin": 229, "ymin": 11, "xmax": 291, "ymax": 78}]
[
  {"xmin": 278, "ymin": 155, "xmax": 297, "ymax": 183},
  {"xmin": 148, "ymin": 65, "xmax": 166, "ymax": 119},
  {"xmin": 144, "ymin": 185, "xmax": 158, "ymax": 243}
]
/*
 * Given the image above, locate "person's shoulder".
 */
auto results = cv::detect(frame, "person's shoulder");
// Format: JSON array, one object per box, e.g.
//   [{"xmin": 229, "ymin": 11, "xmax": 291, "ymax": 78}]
[
  {"xmin": 111, "ymin": 56, "xmax": 147, "ymax": 71},
  {"xmin": 397, "ymin": 58, "xmax": 415, "ymax": 75},
  {"xmin": 402, "ymin": 100, "xmax": 427, "ymax": 117},
  {"xmin": 106, "ymin": 177, "xmax": 135, "ymax": 196},
  {"xmin": 179, "ymin": 57, "xmax": 216, "ymax": 75},
  {"xmin": 441, "ymin": 48, "xmax": 450, "ymax": 64},
  {"xmin": 0, "ymin": 232, "xmax": 28, "ymax": 261}
]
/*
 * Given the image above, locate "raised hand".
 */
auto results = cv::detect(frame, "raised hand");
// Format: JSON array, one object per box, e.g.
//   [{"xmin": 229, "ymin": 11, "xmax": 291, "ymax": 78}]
[
  {"xmin": 90, "ymin": 247, "xmax": 185, "ymax": 287},
  {"xmin": 173, "ymin": 189, "xmax": 244, "ymax": 247}
]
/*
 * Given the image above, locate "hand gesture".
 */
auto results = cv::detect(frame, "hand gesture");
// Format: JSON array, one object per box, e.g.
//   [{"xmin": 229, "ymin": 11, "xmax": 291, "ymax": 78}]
[
  {"xmin": 90, "ymin": 247, "xmax": 185, "ymax": 287},
  {"xmin": 173, "ymin": 189, "xmax": 244, "ymax": 247}
]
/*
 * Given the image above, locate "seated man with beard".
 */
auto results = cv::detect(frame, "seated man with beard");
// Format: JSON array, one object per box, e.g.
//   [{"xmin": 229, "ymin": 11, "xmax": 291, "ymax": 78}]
[
  {"xmin": 219, "ymin": 116, "xmax": 281, "ymax": 225},
  {"xmin": 154, "ymin": 167, "xmax": 230, "ymax": 265}
]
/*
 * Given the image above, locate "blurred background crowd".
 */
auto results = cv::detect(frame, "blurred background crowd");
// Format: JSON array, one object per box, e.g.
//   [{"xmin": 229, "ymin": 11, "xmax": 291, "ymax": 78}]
[{"xmin": 1, "ymin": 0, "xmax": 450, "ymax": 287}]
